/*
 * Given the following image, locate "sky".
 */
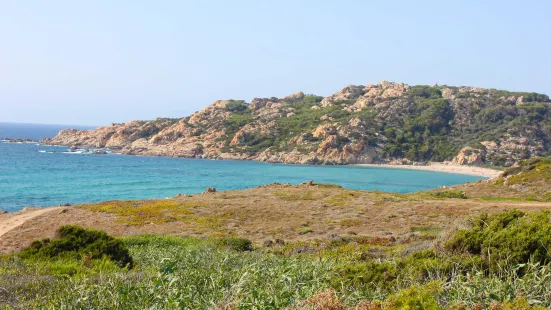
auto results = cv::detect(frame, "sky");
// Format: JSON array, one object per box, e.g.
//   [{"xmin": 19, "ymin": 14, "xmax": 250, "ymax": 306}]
[{"xmin": 1, "ymin": 0, "xmax": 550, "ymax": 126}]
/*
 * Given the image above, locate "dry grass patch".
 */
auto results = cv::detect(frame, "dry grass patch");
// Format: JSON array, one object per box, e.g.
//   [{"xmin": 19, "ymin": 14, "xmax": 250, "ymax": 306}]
[
  {"xmin": 325, "ymin": 191, "xmax": 361, "ymax": 206},
  {"xmin": 79, "ymin": 200, "xmax": 201, "ymax": 225}
]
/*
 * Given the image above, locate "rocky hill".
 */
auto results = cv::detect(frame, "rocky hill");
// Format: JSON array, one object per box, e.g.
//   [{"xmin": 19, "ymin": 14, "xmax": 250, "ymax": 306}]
[{"xmin": 44, "ymin": 81, "xmax": 551, "ymax": 166}]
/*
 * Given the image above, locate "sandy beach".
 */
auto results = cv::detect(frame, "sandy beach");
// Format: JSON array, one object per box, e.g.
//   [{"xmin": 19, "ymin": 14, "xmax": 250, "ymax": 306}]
[{"xmin": 355, "ymin": 162, "xmax": 502, "ymax": 178}]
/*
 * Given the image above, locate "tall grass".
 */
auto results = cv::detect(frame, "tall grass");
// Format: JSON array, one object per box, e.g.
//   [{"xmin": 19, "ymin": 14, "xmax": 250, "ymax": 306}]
[{"xmin": 3, "ymin": 222, "xmax": 551, "ymax": 309}]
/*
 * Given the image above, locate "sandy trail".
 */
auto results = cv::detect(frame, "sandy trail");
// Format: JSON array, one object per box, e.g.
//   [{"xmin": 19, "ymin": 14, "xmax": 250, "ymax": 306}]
[{"xmin": 0, "ymin": 208, "xmax": 61, "ymax": 239}]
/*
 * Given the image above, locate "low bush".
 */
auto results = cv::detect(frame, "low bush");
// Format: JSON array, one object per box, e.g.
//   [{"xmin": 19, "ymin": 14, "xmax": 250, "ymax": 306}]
[
  {"xmin": 445, "ymin": 210, "xmax": 551, "ymax": 271},
  {"xmin": 215, "ymin": 237, "xmax": 253, "ymax": 251},
  {"xmin": 383, "ymin": 281, "xmax": 442, "ymax": 310},
  {"xmin": 431, "ymin": 190, "xmax": 468, "ymax": 199},
  {"xmin": 20, "ymin": 225, "xmax": 133, "ymax": 268}
]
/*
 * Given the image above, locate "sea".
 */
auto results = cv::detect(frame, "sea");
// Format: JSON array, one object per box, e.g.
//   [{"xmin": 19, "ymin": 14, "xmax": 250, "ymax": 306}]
[{"xmin": 0, "ymin": 123, "xmax": 485, "ymax": 212}]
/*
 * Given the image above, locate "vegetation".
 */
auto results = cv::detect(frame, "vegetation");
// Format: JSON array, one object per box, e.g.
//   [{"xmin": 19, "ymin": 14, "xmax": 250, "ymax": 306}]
[
  {"xmin": 4, "ymin": 209, "xmax": 551, "ymax": 308},
  {"xmin": 19, "ymin": 225, "xmax": 133, "ymax": 269},
  {"xmin": 214, "ymin": 85, "xmax": 551, "ymax": 163},
  {"xmin": 430, "ymin": 190, "xmax": 468, "ymax": 199},
  {"xmin": 457, "ymin": 157, "xmax": 551, "ymax": 201},
  {"xmin": 445, "ymin": 210, "xmax": 551, "ymax": 271}
]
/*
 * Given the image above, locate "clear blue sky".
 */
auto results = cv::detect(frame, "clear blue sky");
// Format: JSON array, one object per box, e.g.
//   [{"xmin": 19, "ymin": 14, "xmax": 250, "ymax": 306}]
[{"xmin": 1, "ymin": 0, "xmax": 549, "ymax": 126}]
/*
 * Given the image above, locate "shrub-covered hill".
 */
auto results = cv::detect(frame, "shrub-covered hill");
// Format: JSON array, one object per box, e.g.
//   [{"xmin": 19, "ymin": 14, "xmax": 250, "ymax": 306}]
[
  {"xmin": 451, "ymin": 157, "xmax": 551, "ymax": 201},
  {"xmin": 44, "ymin": 82, "xmax": 551, "ymax": 166}
]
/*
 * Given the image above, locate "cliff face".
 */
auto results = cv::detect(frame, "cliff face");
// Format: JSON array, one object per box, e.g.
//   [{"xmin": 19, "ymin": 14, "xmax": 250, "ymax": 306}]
[{"xmin": 43, "ymin": 82, "xmax": 551, "ymax": 166}]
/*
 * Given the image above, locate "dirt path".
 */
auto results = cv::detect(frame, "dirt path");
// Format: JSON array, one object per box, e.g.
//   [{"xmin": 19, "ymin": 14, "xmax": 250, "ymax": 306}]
[{"xmin": 0, "ymin": 208, "xmax": 61, "ymax": 239}]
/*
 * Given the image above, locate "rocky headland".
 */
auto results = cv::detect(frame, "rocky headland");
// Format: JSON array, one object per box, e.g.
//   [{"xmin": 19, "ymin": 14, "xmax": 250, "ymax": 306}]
[{"xmin": 43, "ymin": 81, "xmax": 551, "ymax": 167}]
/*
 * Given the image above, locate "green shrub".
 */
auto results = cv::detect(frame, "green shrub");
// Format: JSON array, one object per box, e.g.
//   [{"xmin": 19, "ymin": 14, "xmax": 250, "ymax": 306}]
[
  {"xmin": 225, "ymin": 100, "xmax": 249, "ymax": 113},
  {"xmin": 431, "ymin": 190, "xmax": 468, "ymax": 199},
  {"xmin": 409, "ymin": 85, "xmax": 443, "ymax": 99},
  {"xmin": 384, "ymin": 281, "xmax": 442, "ymax": 310},
  {"xmin": 20, "ymin": 225, "xmax": 133, "ymax": 268},
  {"xmin": 215, "ymin": 237, "xmax": 253, "ymax": 251},
  {"xmin": 445, "ymin": 210, "xmax": 551, "ymax": 271}
]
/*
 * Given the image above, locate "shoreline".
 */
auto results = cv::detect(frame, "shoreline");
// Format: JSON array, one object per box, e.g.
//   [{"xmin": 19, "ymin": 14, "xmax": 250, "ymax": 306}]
[
  {"xmin": 37, "ymin": 142, "xmax": 502, "ymax": 178},
  {"xmin": 355, "ymin": 163, "xmax": 502, "ymax": 178}
]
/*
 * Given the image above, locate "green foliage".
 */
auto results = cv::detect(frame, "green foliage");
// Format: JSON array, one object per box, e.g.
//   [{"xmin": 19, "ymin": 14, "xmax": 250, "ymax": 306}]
[
  {"xmin": 19, "ymin": 225, "xmax": 133, "ymax": 268},
  {"xmin": 445, "ymin": 210, "xmax": 551, "ymax": 270},
  {"xmin": 6, "ymin": 228, "xmax": 551, "ymax": 308},
  {"xmin": 409, "ymin": 85, "xmax": 443, "ymax": 99},
  {"xmin": 225, "ymin": 100, "xmax": 249, "ymax": 113},
  {"xmin": 384, "ymin": 281, "xmax": 442, "ymax": 310},
  {"xmin": 430, "ymin": 190, "xmax": 468, "ymax": 199},
  {"xmin": 298, "ymin": 226, "xmax": 313, "ymax": 234},
  {"xmin": 381, "ymin": 98, "xmax": 455, "ymax": 161},
  {"xmin": 223, "ymin": 113, "xmax": 253, "ymax": 133},
  {"xmin": 215, "ymin": 237, "xmax": 253, "ymax": 251}
]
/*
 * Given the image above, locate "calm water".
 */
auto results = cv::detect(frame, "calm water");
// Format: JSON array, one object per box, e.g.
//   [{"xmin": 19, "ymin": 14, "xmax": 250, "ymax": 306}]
[{"xmin": 0, "ymin": 124, "xmax": 484, "ymax": 212}]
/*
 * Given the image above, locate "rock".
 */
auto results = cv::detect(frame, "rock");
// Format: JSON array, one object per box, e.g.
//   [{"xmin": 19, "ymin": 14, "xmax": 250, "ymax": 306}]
[
  {"xmin": 1, "ymin": 138, "xmax": 39, "ymax": 143},
  {"xmin": 312, "ymin": 124, "xmax": 337, "ymax": 138},
  {"xmin": 63, "ymin": 203, "xmax": 72, "ymax": 207},
  {"xmin": 41, "ymin": 80, "xmax": 550, "ymax": 167},
  {"xmin": 275, "ymin": 239, "xmax": 285, "ymax": 245},
  {"xmin": 59, "ymin": 208, "xmax": 69, "ymax": 214},
  {"xmin": 290, "ymin": 245, "xmax": 317, "ymax": 255},
  {"xmin": 263, "ymin": 240, "xmax": 274, "ymax": 248},
  {"xmin": 451, "ymin": 147, "xmax": 484, "ymax": 165},
  {"xmin": 0, "ymin": 210, "xmax": 7, "ymax": 215},
  {"xmin": 250, "ymin": 98, "xmax": 269, "ymax": 110},
  {"xmin": 281, "ymin": 91, "xmax": 305, "ymax": 103},
  {"xmin": 307, "ymin": 180, "xmax": 314, "ymax": 186},
  {"xmin": 205, "ymin": 187, "xmax": 216, "ymax": 193},
  {"xmin": 320, "ymin": 85, "xmax": 365, "ymax": 107},
  {"xmin": 317, "ymin": 136, "xmax": 338, "ymax": 153},
  {"xmin": 459, "ymin": 86, "xmax": 484, "ymax": 93},
  {"xmin": 442, "ymin": 88, "xmax": 456, "ymax": 99},
  {"xmin": 516, "ymin": 96, "xmax": 525, "ymax": 105},
  {"xmin": 326, "ymin": 233, "xmax": 341, "ymax": 240}
]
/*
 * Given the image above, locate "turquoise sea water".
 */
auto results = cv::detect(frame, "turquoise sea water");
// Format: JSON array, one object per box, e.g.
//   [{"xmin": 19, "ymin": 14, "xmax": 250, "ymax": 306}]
[{"xmin": 0, "ymin": 124, "xmax": 485, "ymax": 212}]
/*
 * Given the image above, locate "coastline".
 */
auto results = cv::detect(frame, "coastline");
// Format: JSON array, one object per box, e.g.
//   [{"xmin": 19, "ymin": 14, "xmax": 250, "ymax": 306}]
[
  {"xmin": 38, "ymin": 141, "xmax": 502, "ymax": 178},
  {"xmin": 355, "ymin": 162, "xmax": 502, "ymax": 178}
]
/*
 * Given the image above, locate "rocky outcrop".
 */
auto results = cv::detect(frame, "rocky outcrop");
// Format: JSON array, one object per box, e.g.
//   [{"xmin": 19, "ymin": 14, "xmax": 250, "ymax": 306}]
[
  {"xmin": 450, "ymin": 147, "xmax": 484, "ymax": 165},
  {"xmin": 44, "ymin": 81, "xmax": 551, "ymax": 167}
]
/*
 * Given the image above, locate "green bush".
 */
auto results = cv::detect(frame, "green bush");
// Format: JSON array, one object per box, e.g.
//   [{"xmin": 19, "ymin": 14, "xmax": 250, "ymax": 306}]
[
  {"xmin": 20, "ymin": 225, "xmax": 133, "ymax": 268},
  {"xmin": 215, "ymin": 237, "xmax": 253, "ymax": 251},
  {"xmin": 384, "ymin": 281, "xmax": 442, "ymax": 310},
  {"xmin": 431, "ymin": 190, "xmax": 468, "ymax": 199},
  {"xmin": 445, "ymin": 210, "xmax": 551, "ymax": 270},
  {"xmin": 225, "ymin": 100, "xmax": 249, "ymax": 113}
]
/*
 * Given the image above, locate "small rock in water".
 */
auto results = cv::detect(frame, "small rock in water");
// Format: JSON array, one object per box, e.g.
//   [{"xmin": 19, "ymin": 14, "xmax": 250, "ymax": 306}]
[{"xmin": 205, "ymin": 187, "xmax": 216, "ymax": 193}]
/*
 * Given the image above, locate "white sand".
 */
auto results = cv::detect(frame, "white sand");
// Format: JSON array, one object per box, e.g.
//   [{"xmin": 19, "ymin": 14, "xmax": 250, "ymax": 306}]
[{"xmin": 355, "ymin": 162, "xmax": 502, "ymax": 178}]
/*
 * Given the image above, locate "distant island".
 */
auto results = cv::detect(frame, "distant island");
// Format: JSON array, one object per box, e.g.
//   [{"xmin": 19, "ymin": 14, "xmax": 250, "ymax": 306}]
[
  {"xmin": 2, "ymin": 137, "xmax": 39, "ymax": 143},
  {"xmin": 43, "ymin": 81, "xmax": 551, "ymax": 167}
]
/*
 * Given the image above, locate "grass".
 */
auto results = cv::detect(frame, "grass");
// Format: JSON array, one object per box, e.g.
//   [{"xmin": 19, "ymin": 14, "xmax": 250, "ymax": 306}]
[
  {"xmin": 456, "ymin": 158, "xmax": 551, "ymax": 201},
  {"xmin": 273, "ymin": 189, "xmax": 323, "ymax": 201},
  {"xmin": 79, "ymin": 200, "xmax": 201, "ymax": 225},
  {"xmin": 298, "ymin": 226, "xmax": 313, "ymax": 234},
  {"xmin": 479, "ymin": 196, "xmax": 534, "ymax": 202},
  {"xmin": 4, "ymin": 219, "xmax": 551, "ymax": 309},
  {"xmin": 324, "ymin": 191, "xmax": 360, "ymax": 206}
]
